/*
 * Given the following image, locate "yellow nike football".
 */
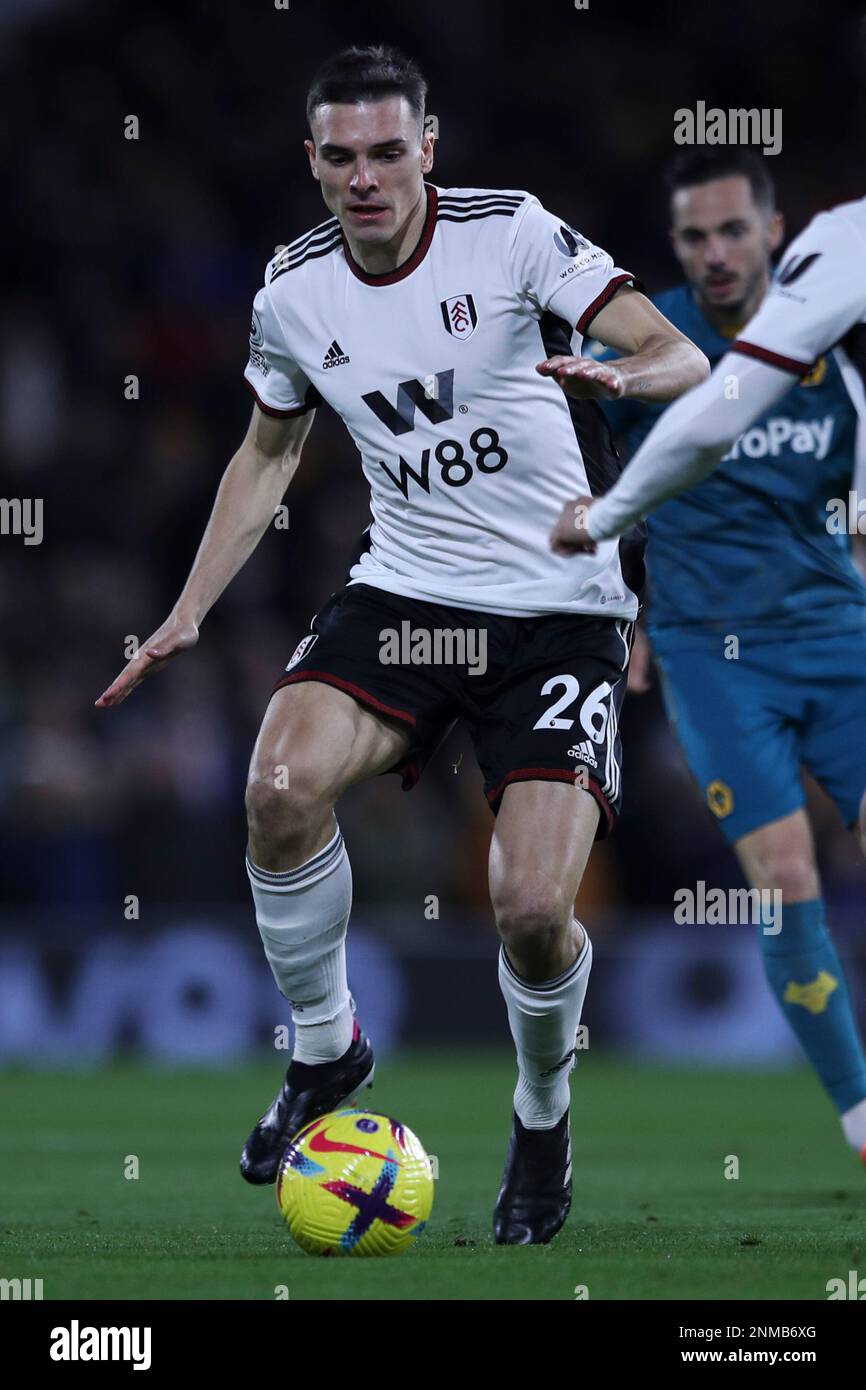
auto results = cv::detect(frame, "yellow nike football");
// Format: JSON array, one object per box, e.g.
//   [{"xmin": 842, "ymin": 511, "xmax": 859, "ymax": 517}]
[{"xmin": 276, "ymin": 1109, "xmax": 434, "ymax": 1256}]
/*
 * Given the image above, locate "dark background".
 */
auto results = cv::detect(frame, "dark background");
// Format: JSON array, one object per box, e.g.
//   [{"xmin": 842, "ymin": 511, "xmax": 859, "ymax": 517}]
[{"xmin": 1, "ymin": 0, "xmax": 864, "ymax": 1061}]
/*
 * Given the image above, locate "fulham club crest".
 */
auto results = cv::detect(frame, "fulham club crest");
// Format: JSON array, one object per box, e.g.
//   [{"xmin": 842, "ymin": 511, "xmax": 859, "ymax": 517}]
[{"xmin": 441, "ymin": 294, "xmax": 478, "ymax": 340}]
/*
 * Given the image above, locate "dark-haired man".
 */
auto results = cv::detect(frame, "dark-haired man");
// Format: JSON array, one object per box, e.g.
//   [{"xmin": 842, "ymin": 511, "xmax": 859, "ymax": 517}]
[
  {"xmin": 575, "ymin": 153, "xmax": 866, "ymax": 1165},
  {"xmin": 96, "ymin": 45, "xmax": 708, "ymax": 1243}
]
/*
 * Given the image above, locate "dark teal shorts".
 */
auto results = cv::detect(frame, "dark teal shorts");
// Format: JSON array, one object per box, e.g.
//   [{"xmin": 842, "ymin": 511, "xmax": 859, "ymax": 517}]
[{"xmin": 653, "ymin": 626, "xmax": 866, "ymax": 843}]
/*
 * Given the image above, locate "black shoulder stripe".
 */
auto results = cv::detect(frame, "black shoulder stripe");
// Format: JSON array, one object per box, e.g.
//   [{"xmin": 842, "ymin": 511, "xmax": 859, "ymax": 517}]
[
  {"xmin": 437, "ymin": 204, "xmax": 522, "ymax": 216},
  {"xmin": 270, "ymin": 233, "xmax": 342, "ymax": 282},
  {"xmin": 274, "ymin": 224, "xmax": 342, "ymax": 269},
  {"xmin": 437, "ymin": 209, "xmax": 518, "ymax": 224},
  {"xmin": 285, "ymin": 226, "xmax": 343, "ymax": 261},
  {"xmin": 267, "ymin": 218, "xmax": 340, "ymax": 277},
  {"xmin": 437, "ymin": 194, "xmax": 524, "ymax": 209},
  {"xmin": 283, "ymin": 217, "xmax": 340, "ymax": 257},
  {"xmin": 436, "ymin": 190, "xmax": 524, "ymax": 200}
]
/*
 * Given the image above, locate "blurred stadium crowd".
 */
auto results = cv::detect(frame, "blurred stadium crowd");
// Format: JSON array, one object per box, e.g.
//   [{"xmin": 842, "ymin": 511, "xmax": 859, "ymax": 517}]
[{"xmin": 3, "ymin": 0, "xmax": 866, "ymax": 938}]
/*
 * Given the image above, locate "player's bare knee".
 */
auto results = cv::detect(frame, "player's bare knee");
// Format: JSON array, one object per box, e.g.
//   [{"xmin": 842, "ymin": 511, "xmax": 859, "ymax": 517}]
[
  {"xmin": 755, "ymin": 848, "xmax": 818, "ymax": 901},
  {"xmin": 245, "ymin": 766, "xmax": 332, "ymax": 861},
  {"xmin": 737, "ymin": 813, "xmax": 821, "ymax": 900},
  {"xmin": 494, "ymin": 886, "xmax": 573, "ymax": 958}
]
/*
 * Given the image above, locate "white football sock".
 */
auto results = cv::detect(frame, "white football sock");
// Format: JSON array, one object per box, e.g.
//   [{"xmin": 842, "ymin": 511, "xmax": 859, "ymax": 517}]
[
  {"xmin": 246, "ymin": 825, "xmax": 354, "ymax": 1064},
  {"xmin": 498, "ymin": 923, "xmax": 592, "ymax": 1129},
  {"xmin": 841, "ymin": 1097, "xmax": 866, "ymax": 1152}
]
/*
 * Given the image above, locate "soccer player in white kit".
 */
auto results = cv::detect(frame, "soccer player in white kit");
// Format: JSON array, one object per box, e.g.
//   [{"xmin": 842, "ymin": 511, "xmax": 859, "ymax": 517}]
[{"xmin": 97, "ymin": 44, "xmax": 708, "ymax": 1243}]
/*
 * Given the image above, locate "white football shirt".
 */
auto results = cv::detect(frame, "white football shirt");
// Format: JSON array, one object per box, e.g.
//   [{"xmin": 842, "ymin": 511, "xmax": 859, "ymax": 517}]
[
  {"xmin": 732, "ymin": 196, "xmax": 866, "ymax": 372},
  {"xmin": 243, "ymin": 182, "xmax": 641, "ymax": 618},
  {"xmin": 732, "ymin": 195, "xmax": 866, "ymax": 493}
]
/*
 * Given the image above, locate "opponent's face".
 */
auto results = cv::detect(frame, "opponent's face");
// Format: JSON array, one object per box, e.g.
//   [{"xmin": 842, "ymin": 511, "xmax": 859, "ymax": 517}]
[
  {"xmin": 670, "ymin": 176, "xmax": 784, "ymax": 317},
  {"xmin": 306, "ymin": 96, "xmax": 434, "ymax": 246}
]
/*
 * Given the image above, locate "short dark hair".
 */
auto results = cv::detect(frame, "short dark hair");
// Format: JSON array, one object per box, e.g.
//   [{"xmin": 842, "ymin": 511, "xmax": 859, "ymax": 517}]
[
  {"xmin": 306, "ymin": 44, "xmax": 427, "ymax": 134},
  {"xmin": 665, "ymin": 150, "xmax": 776, "ymax": 214}
]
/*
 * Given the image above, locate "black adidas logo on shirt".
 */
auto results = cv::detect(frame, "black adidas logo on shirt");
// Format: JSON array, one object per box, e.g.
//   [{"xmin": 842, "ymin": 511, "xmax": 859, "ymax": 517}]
[{"xmin": 323, "ymin": 339, "xmax": 350, "ymax": 369}]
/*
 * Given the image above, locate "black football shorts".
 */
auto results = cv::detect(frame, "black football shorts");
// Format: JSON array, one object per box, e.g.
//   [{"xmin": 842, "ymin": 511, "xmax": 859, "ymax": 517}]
[{"xmin": 271, "ymin": 583, "xmax": 634, "ymax": 837}]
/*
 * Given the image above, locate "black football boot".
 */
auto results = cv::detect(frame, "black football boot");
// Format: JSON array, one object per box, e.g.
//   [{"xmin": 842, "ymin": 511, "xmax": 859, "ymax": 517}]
[
  {"xmin": 493, "ymin": 1110, "xmax": 572, "ymax": 1244},
  {"xmin": 240, "ymin": 1020, "xmax": 375, "ymax": 1184}
]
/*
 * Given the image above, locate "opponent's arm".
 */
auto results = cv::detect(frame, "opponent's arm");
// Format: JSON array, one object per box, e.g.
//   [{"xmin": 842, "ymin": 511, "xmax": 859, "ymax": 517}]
[
  {"xmin": 95, "ymin": 403, "xmax": 315, "ymax": 707},
  {"xmin": 550, "ymin": 353, "xmax": 791, "ymax": 553},
  {"xmin": 537, "ymin": 284, "xmax": 710, "ymax": 403},
  {"xmin": 554, "ymin": 206, "xmax": 866, "ymax": 551}
]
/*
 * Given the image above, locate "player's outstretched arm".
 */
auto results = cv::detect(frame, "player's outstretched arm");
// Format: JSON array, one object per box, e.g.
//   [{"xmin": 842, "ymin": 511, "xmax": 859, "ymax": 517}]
[
  {"xmin": 537, "ymin": 285, "xmax": 710, "ymax": 403},
  {"xmin": 554, "ymin": 202, "xmax": 866, "ymax": 551},
  {"xmin": 95, "ymin": 403, "xmax": 315, "ymax": 708},
  {"xmin": 550, "ymin": 353, "xmax": 793, "ymax": 554}
]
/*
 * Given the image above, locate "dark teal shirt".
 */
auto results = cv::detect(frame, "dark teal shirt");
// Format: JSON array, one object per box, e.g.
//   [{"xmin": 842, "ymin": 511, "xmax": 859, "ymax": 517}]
[{"xmin": 597, "ymin": 285, "xmax": 866, "ymax": 650}]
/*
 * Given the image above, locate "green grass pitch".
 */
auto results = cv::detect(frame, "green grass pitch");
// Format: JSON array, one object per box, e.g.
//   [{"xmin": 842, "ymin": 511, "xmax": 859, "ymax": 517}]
[{"xmin": 2, "ymin": 1051, "xmax": 864, "ymax": 1300}]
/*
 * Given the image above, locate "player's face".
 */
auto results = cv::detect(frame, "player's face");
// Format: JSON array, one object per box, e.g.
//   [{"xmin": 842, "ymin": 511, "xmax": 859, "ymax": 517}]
[
  {"xmin": 669, "ymin": 176, "xmax": 784, "ymax": 319},
  {"xmin": 306, "ymin": 96, "xmax": 434, "ymax": 247}
]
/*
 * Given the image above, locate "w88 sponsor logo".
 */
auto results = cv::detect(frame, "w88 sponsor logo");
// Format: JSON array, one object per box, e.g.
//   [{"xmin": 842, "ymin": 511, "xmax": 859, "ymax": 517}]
[{"xmin": 379, "ymin": 428, "xmax": 509, "ymax": 498}]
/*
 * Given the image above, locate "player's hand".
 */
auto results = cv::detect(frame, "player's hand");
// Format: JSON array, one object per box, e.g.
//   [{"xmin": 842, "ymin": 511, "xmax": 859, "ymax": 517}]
[
  {"xmin": 550, "ymin": 495, "xmax": 598, "ymax": 555},
  {"xmin": 536, "ymin": 355, "xmax": 626, "ymax": 401},
  {"xmin": 94, "ymin": 612, "xmax": 200, "ymax": 709},
  {"xmin": 627, "ymin": 626, "xmax": 653, "ymax": 694}
]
